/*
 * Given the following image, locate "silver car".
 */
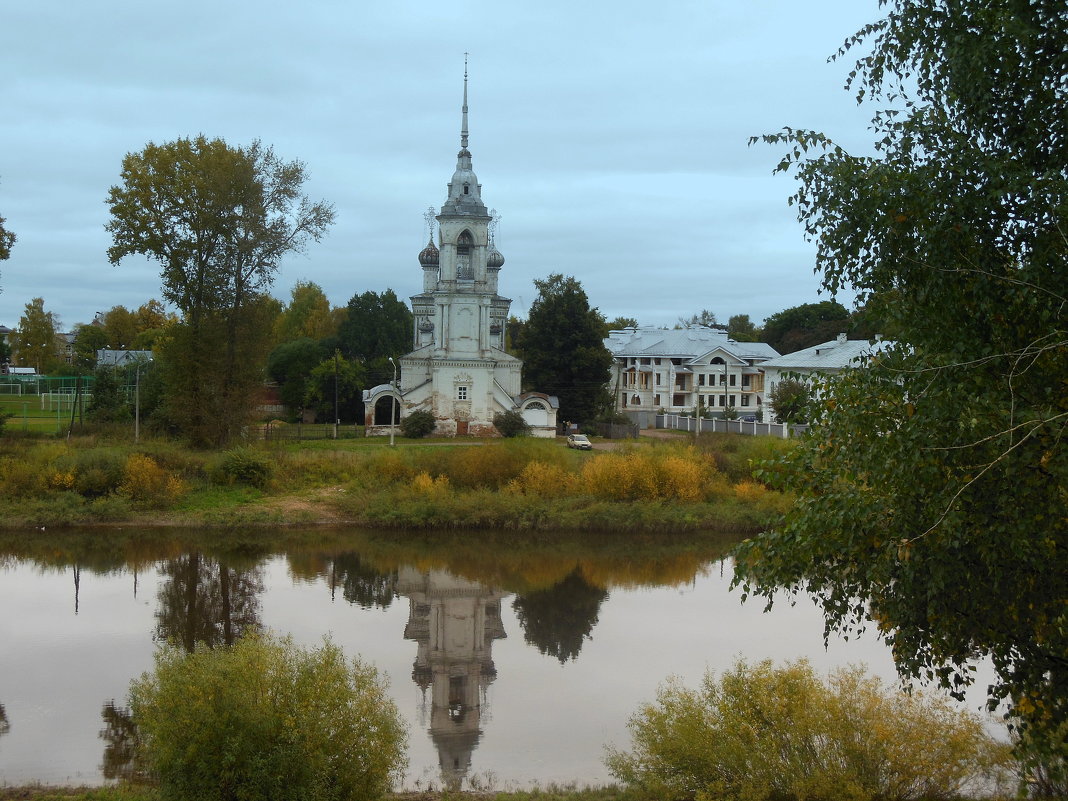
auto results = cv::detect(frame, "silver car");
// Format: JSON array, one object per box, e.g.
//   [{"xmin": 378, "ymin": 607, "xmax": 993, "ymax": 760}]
[{"xmin": 566, "ymin": 433, "xmax": 593, "ymax": 450}]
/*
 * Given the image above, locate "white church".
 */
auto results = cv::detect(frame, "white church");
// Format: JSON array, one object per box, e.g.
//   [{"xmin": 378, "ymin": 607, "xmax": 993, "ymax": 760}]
[{"xmin": 363, "ymin": 68, "xmax": 559, "ymax": 437}]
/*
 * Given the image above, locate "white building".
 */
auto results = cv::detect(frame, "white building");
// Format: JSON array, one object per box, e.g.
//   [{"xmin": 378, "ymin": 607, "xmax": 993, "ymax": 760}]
[
  {"xmin": 363, "ymin": 68, "xmax": 558, "ymax": 437},
  {"xmin": 605, "ymin": 326, "xmax": 780, "ymax": 418},
  {"xmin": 760, "ymin": 333, "xmax": 892, "ymax": 422}
]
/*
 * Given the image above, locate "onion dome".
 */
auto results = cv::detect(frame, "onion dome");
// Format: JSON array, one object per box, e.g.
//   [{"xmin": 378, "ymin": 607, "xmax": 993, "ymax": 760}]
[
  {"xmin": 418, "ymin": 237, "xmax": 439, "ymax": 266},
  {"xmin": 486, "ymin": 246, "xmax": 505, "ymax": 269}
]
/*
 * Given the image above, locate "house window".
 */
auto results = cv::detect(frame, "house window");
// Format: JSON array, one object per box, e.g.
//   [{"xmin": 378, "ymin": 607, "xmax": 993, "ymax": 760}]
[
  {"xmin": 741, "ymin": 395, "xmax": 750, "ymax": 407},
  {"xmin": 718, "ymin": 395, "xmax": 725, "ymax": 407},
  {"xmin": 719, "ymin": 374, "xmax": 726, "ymax": 385},
  {"xmin": 655, "ymin": 374, "xmax": 661, "ymax": 385},
  {"xmin": 640, "ymin": 358, "xmax": 651, "ymax": 365},
  {"xmin": 729, "ymin": 395, "xmax": 736, "ymax": 406},
  {"xmin": 654, "ymin": 394, "xmax": 661, "ymax": 406},
  {"xmin": 698, "ymin": 374, "xmax": 705, "ymax": 386},
  {"xmin": 654, "ymin": 358, "xmax": 661, "ymax": 365},
  {"xmin": 622, "ymin": 393, "xmax": 628, "ymax": 407},
  {"xmin": 729, "ymin": 374, "xmax": 736, "ymax": 387},
  {"xmin": 742, "ymin": 375, "xmax": 751, "ymax": 388},
  {"xmin": 673, "ymin": 394, "xmax": 685, "ymax": 406},
  {"xmin": 456, "ymin": 386, "xmax": 468, "ymax": 401}
]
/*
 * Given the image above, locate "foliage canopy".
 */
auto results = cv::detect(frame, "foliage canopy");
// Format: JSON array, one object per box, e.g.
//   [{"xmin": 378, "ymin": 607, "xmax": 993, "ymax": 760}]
[
  {"xmin": 105, "ymin": 136, "xmax": 334, "ymax": 446},
  {"xmin": 516, "ymin": 274, "xmax": 613, "ymax": 425},
  {"xmin": 129, "ymin": 632, "xmax": 406, "ymax": 801},
  {"xmin": 606, "ymin": 659, "xmax": 1009, "ymax": 801},
  {"xmin": 735, "ymin": 0, "xmax": 1068, "ymax": 773}
]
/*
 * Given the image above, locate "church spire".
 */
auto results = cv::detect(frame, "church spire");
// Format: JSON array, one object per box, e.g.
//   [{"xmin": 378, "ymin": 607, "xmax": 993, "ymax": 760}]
[
  {"xmin": 442, "ymin": 54, "xmax": 486, "ymax": 216},
  {"xmin": 460, "ymin": 52, "xmax": 469, "ymax": 151}
]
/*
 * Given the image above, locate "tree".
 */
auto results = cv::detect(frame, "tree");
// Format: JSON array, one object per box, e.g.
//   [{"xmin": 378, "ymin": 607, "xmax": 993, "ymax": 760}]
[
  {"xmin": 399, "ymin": 408, "xmax": 436, "ymax": 438},
  {"xmin": 512, "ymin": 568, "xmax": 608, "ymax": 664},
  {"xmin": 760, "ymin": 300, "xmax": 849, "ymax": 354},
  {"xmin": 727, "ymin": 313, "xmax": 760, "ymax": 341},
  {"xmin": 735, "ymin": 0, "xmax": 1067, "ymax": 773},
  {"xmin": 0, "ymin": 177, "xmax": 15, "ymax": 267},
  {"xmin": 767, "ymin": 377, "xmax": 811, "ymax": 424},
  {"xmin": 72, "ymin": 323, "xmax": 109, "ymax": 370},
  {"xmin": 102, "ymin": 305, "xmax": 139, "ymax": 349},
  {"xmin": 303, "ymin": 353, "xmax": 366, "ymax": 424},
  {"xmin": 128, "ymin": 632, "xmax": 406, "ymax": 801},
  {"xmin": 676, "ymin": 309, "xmax": 717, "ymax": 328},
  {"xmin": 336, "ymin": 289, "xmax": 412, "ymax": 385},
  {"xmin": 106, "ymin": 136, "xmax": 335, "ymax": 446},
  {"xmin": 516, "ymin": 274, "xmax": 613, "ymax": 425},
  {"xmin": 603, "ymin": 315, "xmax": 639, "ymax": 335},
  {"xmin": 276, "ymin": 280, "xmax": 337, "ymax": 343},
  {"xmin": 12, "ymin": 297, "xmax": 58, "ymax": 373},
  {"xmin": 267, "ymin": 337, "xmax": 326, "ymax": 417}
]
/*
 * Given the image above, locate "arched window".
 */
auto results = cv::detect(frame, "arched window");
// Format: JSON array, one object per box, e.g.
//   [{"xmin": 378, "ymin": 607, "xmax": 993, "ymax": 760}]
[
  {"xmin": 456, "ymin": 230, "xmax": 474, "ymax": 279},
  {"xmin": 524, "ymin": 401, "xmax": 546, "ymax": 410}
]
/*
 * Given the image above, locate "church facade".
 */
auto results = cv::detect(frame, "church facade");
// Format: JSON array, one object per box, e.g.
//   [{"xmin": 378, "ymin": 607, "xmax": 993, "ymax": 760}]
[{"xmin": 363, "ymin": 69, "xmax": 558, "ymax": 437}]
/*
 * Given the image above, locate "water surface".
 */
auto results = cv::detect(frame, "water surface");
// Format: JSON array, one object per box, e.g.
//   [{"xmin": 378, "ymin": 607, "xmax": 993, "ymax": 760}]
[{"xmin": 0, "ymin": 528, "xmax": 992, "ymax": 790}]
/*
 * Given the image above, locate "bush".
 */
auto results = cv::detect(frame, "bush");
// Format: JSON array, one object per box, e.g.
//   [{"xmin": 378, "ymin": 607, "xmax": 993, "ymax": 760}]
[
  {"xmin": 215, "ymin": 447, "xmax": 273, "ymax": 488},
  {"xmin": 605, "ymin": 658, "xmax": 1010, "ymax": 801},
  {"xmin": 493, "ymin": 409, "xmax": 530, "ymax": 437},
  {"xmin": 129, "ymin": 632, "xmax": 407, "ymax": 801},
  {"xmin": 399, "ymin": 408, "xmax": 436, "ymax": 438},
  {"xmin": 119, "ymin": 453, "xmax": 186, "ymax": 508}
]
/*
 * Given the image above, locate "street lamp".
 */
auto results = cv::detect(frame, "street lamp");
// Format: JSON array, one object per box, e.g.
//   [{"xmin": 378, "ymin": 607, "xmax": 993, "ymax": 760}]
[{"xmin": 388, "ymin": 357, "xmax": 398, "ymax": 447}]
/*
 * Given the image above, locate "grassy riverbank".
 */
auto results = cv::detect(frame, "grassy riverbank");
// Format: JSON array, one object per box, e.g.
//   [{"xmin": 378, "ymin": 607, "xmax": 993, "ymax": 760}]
[
  {"xmin": 0, "ymin": 431, "xmax": 793, "ymax": 533},
  {"xmin": 0, "ymin": 788, "xmax": 640, "ymax": 801}
]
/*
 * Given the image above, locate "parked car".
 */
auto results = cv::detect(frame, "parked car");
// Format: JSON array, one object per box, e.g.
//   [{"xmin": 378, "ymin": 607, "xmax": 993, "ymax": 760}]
[
  {"xmin": 566, "ymin": 433, "xmax": 593, "ymax": 450},
  {"xmin": 741, "ymin": 415, "xmax": 757, "ymax": 423}
]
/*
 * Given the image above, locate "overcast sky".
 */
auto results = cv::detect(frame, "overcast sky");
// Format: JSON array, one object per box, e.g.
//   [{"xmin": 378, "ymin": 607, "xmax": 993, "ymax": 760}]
[{"xmin": 1, "ymin": 0, "xmax": 884, "ymax": 334}]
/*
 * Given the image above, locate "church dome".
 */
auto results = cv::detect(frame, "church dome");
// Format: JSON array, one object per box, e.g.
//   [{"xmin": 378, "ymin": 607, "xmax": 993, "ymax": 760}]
[
  {"xmin": 418, "ymin": 237, "xmax": 440, "ymax": 266},
  {"xmin": 486, "ymin": 246, "xmax": 505, "ymax": 269}
]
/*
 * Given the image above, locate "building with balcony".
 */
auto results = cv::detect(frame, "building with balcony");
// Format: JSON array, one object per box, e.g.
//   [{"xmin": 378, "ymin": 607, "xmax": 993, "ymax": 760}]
[{"xmin": 606, "ymin": 326, "xmax": 779, "ymax": 418}]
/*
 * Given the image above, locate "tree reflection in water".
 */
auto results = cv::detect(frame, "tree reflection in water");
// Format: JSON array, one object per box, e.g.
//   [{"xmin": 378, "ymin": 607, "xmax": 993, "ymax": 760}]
[
  {"xmin": 0, "ymin": 703, "xmax": 9, "ymax": 738},
  {"xmin": 99, "ymin": 701, "xmax": 143, "ymax": 781},
  {"xmin": 331, "ymin": 552, "xmax": 397, "ymax": 609},
  {"xmin": 154, "ymin": 553, "xmax": 264, "ymax": 651},
  {"xmin": 512, "ymin": 567, "xmax": 609, "ymax": 663}
]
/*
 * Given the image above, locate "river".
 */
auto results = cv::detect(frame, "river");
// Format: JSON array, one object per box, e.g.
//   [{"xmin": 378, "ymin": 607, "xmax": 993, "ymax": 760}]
[{"xmin": 0, "ymin": 528, "xmax": 995, "ymax": 791}]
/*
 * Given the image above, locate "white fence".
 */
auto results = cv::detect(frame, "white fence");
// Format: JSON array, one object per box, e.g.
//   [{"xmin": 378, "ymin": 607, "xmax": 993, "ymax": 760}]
[{"xmin": 656, "ymin": 414, "xmax": 808, "ymax": 438}]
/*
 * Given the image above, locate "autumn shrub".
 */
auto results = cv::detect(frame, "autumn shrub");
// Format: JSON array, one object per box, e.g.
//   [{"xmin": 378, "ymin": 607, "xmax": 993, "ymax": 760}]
[
  {"xmin": 493, "ymin": 409, "xmax": 530, "ymax": 438},
  {"xmin": 129, "ymin": 632, "xmax": 407, "ymax": 801},
  {"xmin": 70, "ymin": 448, "xmax": 127, "ymax": 497},
  {"xmin": 410, "ymin": 470, "xmax": 450, "ymax": 498},
  {"xmin": 399, "ymin": 408, "xmax": 436, "ymax": 438},
  {"xmin": 214, "ymin": 447, "xmax": 272, "ymax": 488},
  {"xmin": 605, "ymin": 658, "xmax": 1010, "ymax": 801},
  {"xmin": 441, "ymin": 440, "xmax": 539, "ymax": 489},
  {"xmin": 119, "ymin": 453, "xmax": 186, "ymax": 508},
  {"xmin": 364, "ymin": 448, "xmax": 415, "ymax": 484},
  {"xmin": 579, "ymin": 446, "xmax": 717, "ymax": 502},
  {"xmin": 507, "ymin": 460, "xmax": 576, "ymax": 498},
  {"xmin": 0, "ymin": 457, "xmax": 34, "ymax": 497}
]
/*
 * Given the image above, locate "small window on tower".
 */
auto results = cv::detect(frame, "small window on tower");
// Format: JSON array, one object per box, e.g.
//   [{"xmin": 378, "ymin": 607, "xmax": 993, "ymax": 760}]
[
  {"xmin": 457, "ymin": 386, "xmax": 468, "ymax": 401},
  {"xmin": 463, "ymin": 183, "xmax": 470, "ymax": 195}
]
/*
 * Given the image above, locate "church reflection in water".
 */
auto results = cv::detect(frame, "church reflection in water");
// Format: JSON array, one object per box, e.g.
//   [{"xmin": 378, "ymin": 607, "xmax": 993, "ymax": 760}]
[{"xmin": 396, "ymin": 567, "xmax": 507, "ymax": 791}]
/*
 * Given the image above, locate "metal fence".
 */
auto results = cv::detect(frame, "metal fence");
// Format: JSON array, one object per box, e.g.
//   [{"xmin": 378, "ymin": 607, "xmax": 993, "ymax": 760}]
[
  {"xmin": 656, "ymin": 414, "xmax": 808, "ymax": 438},
  {"xmin": 261, "ymin": 421, "xmax": 363, "ymax": 441}
]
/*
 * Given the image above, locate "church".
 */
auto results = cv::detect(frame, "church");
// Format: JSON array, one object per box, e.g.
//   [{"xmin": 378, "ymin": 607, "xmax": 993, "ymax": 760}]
[{"xmin": 363, "ymin": 67, "xmax": 558, "ymax": 437}]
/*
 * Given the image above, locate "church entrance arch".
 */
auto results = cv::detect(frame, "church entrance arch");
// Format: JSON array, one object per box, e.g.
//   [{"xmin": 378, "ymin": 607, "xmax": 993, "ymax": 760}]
[{"xmin": 373, "ymin": 395, "xmax": 399, "ymax": 427}]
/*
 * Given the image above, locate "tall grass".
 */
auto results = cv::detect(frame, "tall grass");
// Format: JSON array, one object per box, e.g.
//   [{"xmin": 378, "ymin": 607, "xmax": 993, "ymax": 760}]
[{"xmin": 0, "ymin": 433, "xmax": 793, "ymax": 532}]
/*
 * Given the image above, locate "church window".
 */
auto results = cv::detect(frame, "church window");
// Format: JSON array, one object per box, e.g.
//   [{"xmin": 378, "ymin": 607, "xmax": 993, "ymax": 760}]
[
  {"xmin": 457, "ymin": 386, "xmax": 468, "ymax": 401},
  {"xmin": 456, "ymin": 230, "xmax": 474, "ymax": 280},
  {"xmin": 525, "ymin": 401, "xmax": 545, "ymax": 410}
]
